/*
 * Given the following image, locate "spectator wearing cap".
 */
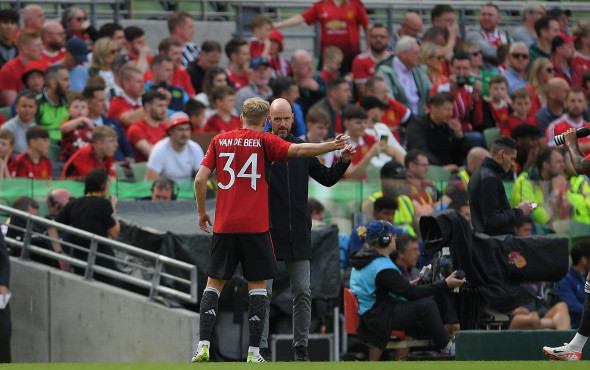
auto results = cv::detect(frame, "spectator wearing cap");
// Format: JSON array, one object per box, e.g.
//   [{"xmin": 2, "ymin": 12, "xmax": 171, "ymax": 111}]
[
  {"xmin": 127, "ymin": 90, "xmax": 169, "ymax": 163},
  {"xmin": 268, "ymin": 29, "xmax": 290, "ymax": 77},
  {"xmin": 0, "ymin": 29, "xmax": 42, "ymax": 106},
  {"xmin": 35, "ymin": 65, "xmax": 70, "ymax": 142},
  {"xmin": 0, "ymin": 9, "xmax": 19, "ymax": 69},
  {"xmin": 144, "ymin": 55, "xmax": 189, "ymax": 116},
  {"xmin": 552, "ymin": 32, "xmax": 583, "ymax": 87},
  {"xmin": 511, "ymin": 123, "xmax": 541, "ymax": 174},
  {"xmin": 61, "ymin": 125, "xmax": 118, "ymax": 179},
  {"xmin": 572, "ymin": 21, "xmax": 590, "ymax": 72},
  {"xmin": 512, "ymin": 2, "xmax": 546, "ymax": 48},
  {"xmin": 2, "ymin": 90, "xmax": 38, "ymax": 156},
  {"xmin": 57, "ymin": 37, "xmax": 89, "ymax": 90},
  {"xmin": 8, "ymin": 60, "xmax": 46, "ymax": 118},
  {"xmin": 529, "ymin": 16, "xmax": 561, "ymax": 63},
  {"xmin": 353, "ymin": 23, "xmax": 390, "ymax": 99},
  {"xmin": 311, "ymin": 77, "xmax": 351, "ymax": 138},
  {"xmin": 234, "ymin": 56, "xmax": 272, "ymax": 115},
  {"xmin": 186, "ymin": 40, "xmax": 222, "ymax": 95},
  {"xmin": 40, "ymin": 21, "xmax": 66, "ymax": 65},
  {"xmin": 167, "ymin": 11, "xmax": 200, "ymax": 68},
  {"xmin": 547, "ymin": 8, "xmax": 571, "ymax": 35},
  {"xmin": 465, "ymin": 3, "xmax": 513, "ymax": 71},
  {"xmin": 145, "ymin": 112, "xmax": 204, "ymax": 182},
  {"xmin": 361, "ymin": 95, "xmax": 406, "ymax": 168},
  {"xmin": 407, "ymin": 93, "xmax": 472, "ymax": 171}
]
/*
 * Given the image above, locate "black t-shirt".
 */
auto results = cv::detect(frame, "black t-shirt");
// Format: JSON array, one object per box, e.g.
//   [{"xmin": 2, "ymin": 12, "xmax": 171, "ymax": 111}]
[{"xmin": 56, "ymin": 196, "xmax": 116, "ymax": 248}]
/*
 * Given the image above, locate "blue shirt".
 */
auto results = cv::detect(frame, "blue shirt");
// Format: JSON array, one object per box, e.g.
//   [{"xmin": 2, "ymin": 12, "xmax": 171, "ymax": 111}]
[
  {"xmin": 69, "ymin": 65, "xmax": 89, "ymax": 91},
  {"xmin": 555, "ymin": 266, "xmax": 587, "ymax": 329},
  {"xmin": 502, "ymin": 67, "xmax": 527, "ymax": 96}
]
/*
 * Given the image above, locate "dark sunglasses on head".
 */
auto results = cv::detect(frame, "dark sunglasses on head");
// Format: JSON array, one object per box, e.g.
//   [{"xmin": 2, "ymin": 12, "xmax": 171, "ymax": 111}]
[{"xmin": 511, "ymin": 53, "xmax": 529, "ymax": 59}]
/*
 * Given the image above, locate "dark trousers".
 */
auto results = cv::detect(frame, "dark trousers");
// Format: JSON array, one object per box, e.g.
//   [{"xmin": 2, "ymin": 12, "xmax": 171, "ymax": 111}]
[
  {"xmin": 390, "ymin": 297, "xmax": 450, "ymax": 348},
  {"xmin": 0, "ymin": 304, "xmax": 11, "ymax": 363}
]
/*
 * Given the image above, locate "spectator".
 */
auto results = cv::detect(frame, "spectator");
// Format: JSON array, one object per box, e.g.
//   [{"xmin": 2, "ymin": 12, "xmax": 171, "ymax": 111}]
[
  {"xmin": 184, "ymin": 100, "xmax": 207, "ymax": 134},
  {"xmin": 535, "ymin": 77, "xmax": 570, "ymax": 139},
  {"xmin": 377, "ymin": 36, "xmax": 432, "ymax": 115},
  {"xmin": 0, "ymin": 130, "xmax": 16, "ymax": 179},
  {"xmin": 547, "ymin": 88, "xmax": 590, "ymax": 154},
  {"xmin": 235, "ymin": 56, "xmax": 272, "ymax": 116},
  {"xmin": 46, "ymin": 188, "xmax": 74, "ymax": 218},
  {"xmin": 341, "ymin": 105, "xmax": 404, "ymax": 180},
  {"xmin": 16, "ymin": 5, "xmax": 45, "ymax": 34},
  {"xmin": 40, "ymin": 21, "xmax": 66, "ymax": 65},
  {"xmin": 0, "ymin": 10, "xmax": 19, "ymax": 69},
  {"xmin": 311, "ymin": 77, "xmax": 351, "ymax": 138},
  {"xmin": 58, "ymin": 37, "xmax": 89, "ymax": 91},
  {"xmin": 127, "ymin": 90, "xmax": 168, "ymax": 162},
  {"xmin": 300, "ymin": 108, "xmax": 334, "ymax": 167},
  {"xmin": 97, "ymin": 22, "xmax": 125, "ymax": 49},
  {"xmin": 84, "ymin": 84, "xmax": 134, "ymax": 166},
  {"xmin": 0, "ymin": 231, "xmax": 10, "ymax": 363},
  {"xmin": 260, "ymin": 98, "xmax": 353, "ymax": 361},
  {"xmin": 526, "ymin": 57, "xmax": 555, "ymax": 116},
  {"xmin": 552, "ymin": 33, "xmax": 582, "ymax": 87},
  {"xmin": 186, "ymin": 40, "xmax": 222, "ymax": 96},
  {"xmin": 145, "ymin": 55, "xmax": 189, "ymax": 115},
  {"xmin": 353, "ymin": 23, "xmax": 390, "ymax": 98},
  {"xmin": 359, "ymin": 96, "xmax": 406, "ymax": 168},
  {"xmin": 270, "ymin": 77, "xmax": 304, "ymax": 136},
  {"xmin": 59, "ymin": 91, "xmax": 94, "ymax": 161},
  {"xmin": 319, "ymin": 46, "xmax": 344, "ymax": 83},
  {"xmin": 268, "ymin": 29, "xmax": 290, "ymax": 77},
  {"xmin": 446, "ymin": 146, "xmax": 490, "ymax": 195},
  {"xmin": 35, "ymin": 65, "xmax": 70, "ymax": 142},
  {"xmin": 0, "ymin": 29, "xmax": 42, "ymax": 106},
  {"xmin": 404, "ymin": 149, "xmax": 437, "ymax": 217},
  {"xmin": 512, "ymin": 2, "xmax": 546, "ymax": 47},
  {"xmin": 249, "ymin": 15, "xmax": 272, "ymax": 59},
  {"xmin": 204, "ymin": 86, "xmax": 240, "ymax": 133},
  {"xmin": 481, "ymin": 75, "xmax": 511, "ymax": 133},
  {"xmin": 511, "ymin": 123, "xmax": 542, "ymax": 174},
  {"xmin": 503, "ymin": 42, "xmax": 530, "ymax": 95},
  {"xmin": 465, "ymin": 3, "xmax": 512, "ymax": 70},
  {"xmin": 430, "ymin": 4, "xmax": 460, "ymax": 60},
  {"xmin": 150, "ymin": 177, "xmax": 176, "ymax": 201},
  {"xmin": 530, "ymin": 16, "xmax": 561, "ymax": 63},
  {"xmin": 561, "ymin": 147, "xmax": 590, "ymax": 224},
  {"xmin": 292, "ymin": 49, "xmax": 326, "ymax": 117},
  {"xmin": 61, "ymin": 125, "xmax": 118, "ymax": 179},
  {"xmin": 421, "ymin": 42, "xmax": 447, "ymax": 85},
  {"xmin": 509, "ymin": 290, "xmax": 571, "ymax": 330},
  {"xmin": 2, "ymin": 90, "xmax": 38, "ymax": 156},
  {"xmin": 391, "ymin": 233, "xmax": 421, "ymax": 281},
  {"xmin": 167, "ymin": 11, "xmax": 199, "ymax": 68},
  {"xmin": 506, "ymin": 89, "xmax": 538, "ymax": 137},
  {"xmin": 364, "ymin": 76, "xmax": 411, "ymax": 143},
  {"xmin": 146, "ymin": 112, "xmax": 204, "ymax": 182},
  {"xmin": 350, "ymin": 195, "xmax": 399, "ymax": 256},
  {"xmin": 104, "ymin": 54, "xmax": 133, "ymax": 107},
  {"xmin": 512, "ymin": 147, "xmax": 571, "ymax": 227},
  {"xmin": 349, "ymin": 220, "xmax": 464, "ymax": 361},
  {"xmin": 547, "ymin": 8, "xmax": 571, "ymax": 35},
  {"xmin": 407, "ymin": 93, "xmax": 472, "ymax": 170},
  {"xmin": 14, "ymin": 125, "xmax": 51, "ymax": 179},
  {"xmin": 123, "ymin": 26, "xmax": 151, "ymax": 73},
  {"xmin": 556, "ymin": 240, "xmax": 590, "ymax": 329},
  {"xmin": 387, "ymin": 12, "xmax": 423, "ymax": 55},
  {"xmin": 273, "ymin": 0, "xmax": 369, "ymax": 74},
  {"xmin": 61, "ymin": 6, "xmax": 98, "ymax": 50},
  {"xmin": 195, "ymin": 66, "xmax": 228, "ymax": 119},
  {"xmin": 107, "ymin": 66, "xmax": 145, "ymax": 132},
  {"xmin": 468, "ymin": 136, "xmax": 534, "ymax": 236},
  {"xmin": 224, "ymin": 38, "xmax": 250, "ymax": 91},
  {"xmin": 573, "ymin": 21, "xmax": 590, "ymax": 72},
  {"xmin": 447, "ymin": 195, "xmax": 472, "ymax": 228},
  {"xmin": 144, "ymin": 37, "xmax": 196, "ymax": 97},
  {"xmin": 308, "ymin": 198, "xmax": 326, "ymax": 229},
  {"xmin": 88, "ymin": 37, "xmax": 118, "ymax": 83}
]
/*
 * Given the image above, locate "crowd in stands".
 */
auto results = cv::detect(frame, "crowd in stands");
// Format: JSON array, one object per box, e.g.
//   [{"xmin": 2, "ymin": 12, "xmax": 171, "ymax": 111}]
[{"xmin": 1, "ymin": 1, "xmax": 590, "ymax": 362}]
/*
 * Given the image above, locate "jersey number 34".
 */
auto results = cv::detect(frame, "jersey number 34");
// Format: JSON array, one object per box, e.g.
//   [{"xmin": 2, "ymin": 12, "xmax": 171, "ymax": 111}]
[{"xmin": 218, "ymin": 153, "xmax": 262, "ymax": 191}]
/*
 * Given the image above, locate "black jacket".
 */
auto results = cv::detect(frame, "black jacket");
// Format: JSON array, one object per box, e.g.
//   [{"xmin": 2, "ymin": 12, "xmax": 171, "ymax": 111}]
[
  {"xmin": 268, "ymin": 133, "xmax": 349, "ymax": 260},
  {"xmin": 0, "ymin": 233, "xmax": 9, "ymax": 288},
  {"xmin": 468, "ymin": 157, "xmax": 522, "ymax": 236}
]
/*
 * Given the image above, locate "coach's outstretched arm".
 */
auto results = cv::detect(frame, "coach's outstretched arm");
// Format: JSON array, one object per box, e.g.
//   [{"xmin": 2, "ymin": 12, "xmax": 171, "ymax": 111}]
[
  {"xmin": 287, "ymin": 134, "xmax": 349, "ymax": 158},
  {"xmin": 194, "ymin": 165, "xmax": 213, "ymax": 233}
]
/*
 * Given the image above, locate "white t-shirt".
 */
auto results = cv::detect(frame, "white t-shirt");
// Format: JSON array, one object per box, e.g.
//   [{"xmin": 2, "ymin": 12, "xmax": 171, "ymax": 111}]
[
  {"xmin": 147, "ymin": 138, "xmax": 204, "ymax": 182},
  {"xmin": 365, "ymin": 123, "xmax": 406, "ymax": 168}
]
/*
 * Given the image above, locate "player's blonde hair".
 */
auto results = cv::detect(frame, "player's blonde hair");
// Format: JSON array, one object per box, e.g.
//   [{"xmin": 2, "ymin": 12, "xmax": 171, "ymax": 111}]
[
  {"xmin": 92, "ymin": 125, "xmax": 117, "ymax": 142},
  {"xmin": 242, "ymin": 98, "xmax": 270, "ymax": 125}
]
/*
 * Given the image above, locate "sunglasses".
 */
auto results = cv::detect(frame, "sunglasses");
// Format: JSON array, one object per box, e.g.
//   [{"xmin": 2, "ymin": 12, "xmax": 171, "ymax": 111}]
[
  {"xmin": 74, "ymin": 16, "xmax": 87, "ymax": 22},
  {"xmin": 545, "ymin": 67, "xmax": 556, "ymax": 73},
  {"xmin": 511, "ymin": 53, "xmax": 529, "ymax": 59},
  {"xmin": 470, "ymin": 51, "xmax": 481, "ymax": 57},
  {"xmin": 433, "ymin": 55, "xmax": 445, "ymax": 61},
  {"xmin": 110, "ymin": 49, "xmax": 120, "ymax": 55}
]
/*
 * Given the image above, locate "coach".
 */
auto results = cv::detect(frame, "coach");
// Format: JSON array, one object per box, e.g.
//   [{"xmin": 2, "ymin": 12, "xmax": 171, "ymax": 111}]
[{"xmin": 260, "ymin": 98, "xmax": 354, "ymax": 361}]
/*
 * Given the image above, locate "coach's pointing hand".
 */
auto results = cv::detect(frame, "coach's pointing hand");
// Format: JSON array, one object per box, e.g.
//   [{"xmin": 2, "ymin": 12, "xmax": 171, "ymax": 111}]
[
  {"xmin": 332, "ymin": 134, "xmax": 349, "ymax": 151},
  {"xmin": 340, "ymin": 144, "xmax": 356, "ymax": 163}
]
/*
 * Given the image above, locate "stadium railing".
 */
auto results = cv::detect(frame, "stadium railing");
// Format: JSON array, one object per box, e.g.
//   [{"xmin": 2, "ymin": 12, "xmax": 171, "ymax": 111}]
[{"xmin": 0, "ymin": 203, "xmax": 198, "ymax": 304}]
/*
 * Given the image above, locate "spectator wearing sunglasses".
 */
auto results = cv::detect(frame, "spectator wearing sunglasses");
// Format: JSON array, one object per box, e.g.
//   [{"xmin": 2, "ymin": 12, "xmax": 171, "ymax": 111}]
[
  {"xmin": 60, "ymin": 6, "xmax": 98, "ymax": 51},
  {"xmin": 502, "ymin": 42, "xmax": 530, "ymax": 96}
]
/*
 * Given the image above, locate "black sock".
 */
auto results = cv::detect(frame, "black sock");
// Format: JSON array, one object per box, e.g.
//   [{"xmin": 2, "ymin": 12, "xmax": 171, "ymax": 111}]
[
  {"xmin": 248, "ymin": 289, "xmax": 267, "ymax": 348},
  {"xmin": 199, "ymin": 288, "xmax": 220, "ymax": 341},
  {"xmin": 579, "ymin": 292, "xmax": 590, "ymax": 337}
]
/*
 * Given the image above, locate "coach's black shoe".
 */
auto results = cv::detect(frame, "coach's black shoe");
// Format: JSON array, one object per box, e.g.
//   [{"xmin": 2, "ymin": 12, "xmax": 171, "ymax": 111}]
[
  {"xmin": 259, "ymin": 347, "xmax": 272, "ymax": 362},
  {"xmin": 294, "ymin": 345, "xmax": 310, "ymax": 361}
]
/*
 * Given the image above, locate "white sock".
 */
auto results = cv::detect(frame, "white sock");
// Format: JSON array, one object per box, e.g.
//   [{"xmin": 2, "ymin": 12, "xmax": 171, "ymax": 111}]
[
  {"xmin": 248, "ymin": 346, "xmax": 260, "ymax": 356},
  {"xmin": 198, "ymin": 340, "xmax": 210, "ymax": 348},
  {"xmin": 569, "ymin": 333, "xmax": 588, "ymax": 352}
]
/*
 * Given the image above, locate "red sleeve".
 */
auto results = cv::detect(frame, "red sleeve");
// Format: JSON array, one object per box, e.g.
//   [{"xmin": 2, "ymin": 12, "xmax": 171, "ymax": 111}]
[
  {"xmin": 201, "ymin": 139, "xmax": 217, "ymax": 170},
  {"xmin": 262, "ymin": 133, "xmax": 291, "ymax": 162},
  {"xmin": 127, "ymin": 124, "xmax": 145, "ymax": 145},
  {"xmin": 355, "ymin": 1, "xmax": 369, "ymax": 27},
  {"xmin": 14, "ymin": 155, "xmax": 28, "ymax": 177},
  {"xmin": 107, "ymin": 98, "xmax": 126, "ymax": 120},
  {"xmin": 0, "ymin": 64, "xmax": 16, "ymax": 90},
  {"xmin": 586, "ymin": 153, "xmax": 590, "ymax": 161},
  {"xmin": 143, "ymin": 69, "xmax": 153, "ymax": 83},
  {"xmin": 391, "ymin": 99, "xmax": 409, "ymax": 120},
  {"xmin": 177, "ymin": 69, "xmax": 196, "ymax": 96},
  {"xmin": 471, "ymin": 96, "xmax": 483, "ymax": 129},
  {"xmin": 351, "ymin": 56, "xmax": 368, "ymax": 82},
  {"xmin": 301, "ymin": 2, "xmax": 319, "ymax": 25},
  {"xmin": 250, "ymin": 40, "xmax": 264, "ymax": 58}
]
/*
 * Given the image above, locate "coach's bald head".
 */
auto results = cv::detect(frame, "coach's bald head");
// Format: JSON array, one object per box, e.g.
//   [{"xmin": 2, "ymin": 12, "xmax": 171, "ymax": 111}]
[{"xmin": 269, "ymin": 98, "xmax": 294, "ymax": 138}]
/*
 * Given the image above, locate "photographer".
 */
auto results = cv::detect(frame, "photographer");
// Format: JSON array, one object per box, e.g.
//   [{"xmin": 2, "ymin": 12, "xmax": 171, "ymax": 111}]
[{"xmin": 350, "ymin": 220, "xmax": 464, "ymax": 360}]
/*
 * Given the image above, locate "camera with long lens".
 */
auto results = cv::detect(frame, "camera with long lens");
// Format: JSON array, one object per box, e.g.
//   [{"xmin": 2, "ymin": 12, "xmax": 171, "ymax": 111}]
[{"xmin": 456, "ymin": 74, "xmax": 469, "ymax": 88}]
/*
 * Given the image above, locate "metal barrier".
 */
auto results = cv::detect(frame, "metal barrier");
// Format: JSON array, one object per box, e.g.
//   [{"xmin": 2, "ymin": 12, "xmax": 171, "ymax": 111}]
[{"xmin": 0, "ymin": 203, "xmax": 198, "ymax": 304}]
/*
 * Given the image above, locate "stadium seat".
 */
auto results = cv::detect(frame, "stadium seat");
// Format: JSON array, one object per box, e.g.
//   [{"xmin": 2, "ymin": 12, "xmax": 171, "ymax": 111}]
[
  {"xmin": 366, "ymin": 166, "xmax": 381, "ymax": 181},
  {"xmin": 483, "ymin": 128, "xmax": 501, "ymax": 150},
  {"xmin": 47, "ymin": 142, "xmax": 62, "ymax": 162},
  {"xmin": 426, "ymin": 165, "xmax": 451, "ymax": 182},
  {"xmin": 131, "ymin": 162, "xmax": 147, "ymax": 181},
  {"xmin": 0, "ymin": 106, "xmax": 11, "ymax": 121}
]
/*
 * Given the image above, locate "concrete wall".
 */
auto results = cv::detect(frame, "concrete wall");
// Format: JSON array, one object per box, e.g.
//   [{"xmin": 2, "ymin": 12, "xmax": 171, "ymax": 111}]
[{"xmin": 9, "ymin": 258, "xmax": 199, "ymax": 363}]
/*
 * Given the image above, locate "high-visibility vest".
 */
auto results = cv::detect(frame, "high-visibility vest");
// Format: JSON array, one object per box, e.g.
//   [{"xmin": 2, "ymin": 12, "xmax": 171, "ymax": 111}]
[{"xmin": 362, "ymin": 191, "xmax": 417, "ymax": 236}]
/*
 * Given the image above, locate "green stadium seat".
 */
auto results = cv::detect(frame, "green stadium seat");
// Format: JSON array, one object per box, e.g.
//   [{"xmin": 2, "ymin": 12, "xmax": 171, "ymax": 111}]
[
  {"xmin": 426, "ymin": 165, "xmax": 451, "ymax": 182},
  {"xmin": 366, "ymin": 166, "xmax": 381, "ymax": 181},
  {"xmin": 132, "ymin": 162, "xmax": 147, "ymax": 182},
  {"xmin": 483, "ymin": 127, "xmax": 501, "ymax": 150},
  {"xmin": 0, "ymin": 106, "xmax": 11, "ymax": 121},
  {"xmin": 47, "ymin": 142, "xmax": 62, "ymax": 162}
]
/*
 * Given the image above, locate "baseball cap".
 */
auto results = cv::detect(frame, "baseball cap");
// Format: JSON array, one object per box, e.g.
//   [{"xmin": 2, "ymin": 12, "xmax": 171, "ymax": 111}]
[
  {"xmin": 66, "ymin": 37, "xmax": 88, "ymax": 63},
  {"xmin": 551, "ymin": 32, "xmax": 578, "ymax": 53},
  {"xmin": 380, "ymin": 160, "xmax": 407, "ymax": 179},
  {"xmin": 547, "ymin": 7, "xmax": 572, "ymax": 18},
  {"xmin": 360, "ymin": 96, "xmax": 389, "ymax": 110},
  {"xmin": 167, "ymin": 112, "xmax": 191, "ymax": 132},
  {"xmin": 269, "ymin": 29, "xmax": 284, "ymax": 52},
  {"xmin": 366, "ymin": 220, "xmax": 404, "ymax": 241},
  {"xmin": 249, "ymin": 56, "xmax": 270, "ymax": 70},
  {"xmin": 21, "ymin": 60, "xmax": 47, "ymax": 84}
]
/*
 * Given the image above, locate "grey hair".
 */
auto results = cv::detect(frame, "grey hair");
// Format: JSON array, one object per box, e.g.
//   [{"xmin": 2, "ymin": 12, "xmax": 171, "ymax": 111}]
[
  {"xmin": 61, "ymin": 6, "xmax": 84, "ymax": 29},
  {"xmin": 520, "ymin": 2, "xmax": 545, "ymax": 22},
  {"xmin": 420, "ymin": 42, "xmax": 442, "ymax": 64},
  {"xmin": 395, "ymin": 36, "xmax": 418, "ymax": 57},
  {"xmin": 509, "ymin": 41, "xmax": 529, "ymax": 54}
]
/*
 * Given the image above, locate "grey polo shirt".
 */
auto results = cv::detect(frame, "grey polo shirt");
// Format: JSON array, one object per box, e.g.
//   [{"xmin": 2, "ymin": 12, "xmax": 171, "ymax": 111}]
[{"xmin": 2, "ymin": 115, "xmax": 36, "ymax": 156}]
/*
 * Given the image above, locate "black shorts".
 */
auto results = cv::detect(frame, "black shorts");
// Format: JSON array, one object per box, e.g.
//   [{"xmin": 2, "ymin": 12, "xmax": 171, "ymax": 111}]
[{"xmin": 208, "ymin": 232, "xmax": 278, "ymax": 281}]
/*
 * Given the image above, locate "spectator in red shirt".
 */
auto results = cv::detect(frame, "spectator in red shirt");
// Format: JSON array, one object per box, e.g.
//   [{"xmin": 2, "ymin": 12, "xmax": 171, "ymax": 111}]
[
  {"xmin": 249, "ymin": 15, "xmax": 272, "ymax": 59},
  {"xmin": 127, "ymin": 90, "xmax": 169, "ymax": 162},
  {"xmin": 268, "ymin": 29, "xmax": 290, "ymax": 78},
  {"xmin": 551, "ymin": 33, "xmax": 583, "ymax": 87},
  {"xmin": 0, "ymin": 129, "xmax": 15, "ymax": 179},
  {"xmin": 60, "ymin": 91, "xmax": 94, "ymax": 162},
  {"xmin": 547, "ymin": 88, "xmax": 590, "ymax": 155},
  {"xmin": 482, "ymin": 75, "xmax": 511, "ymax": 134},
  {"xmin": 40, "ymin": 21, "xmax": 66, "ymax": 65},
  {"xmin": 506, "ymin": 89, "xmax": 538, "ymax": 137},
  {"xmin": 14, "ymin": 5, "xmax": 45, "ymax": 39},
  {"xmin": 572, "ymin": 21, "xmax": 590, "ymax": 73},
  {"xmin": 353, "ymin": 23, "xmax": 390, "ymax": 98},
  {"xmin": 144, "ymin": 37, "xmax": 196, "ymax": 97},
  {"xmin": 184, "ymin": 99, "xmax": 207, "ymax": 133},
  {"xmin": 320, "ymin": 46, "xmax": 344, "ymax": 83},
  {"xmin": 225, "ymin": 38, "xmax": 250, "ymax": 91},
  {"xmin": 107, "ymin": 66, "xmax": 145, "ymax": 132},
  {"xmin": 364, "ymin": 76, "xmax": 411, "ymax": 143},
  {"xmin": 14, "ymin": 126, "xmax": 51, "ymax": 179},
  {"xmin": 123, "ymin": 26, "xmax": 151, "ymax": 73},
  {"xmin": 0, "ymin": 9, "xmax": 19, "ymax": 69},
  {"xmin": 62, "ymin": 125, "xmax": 118, "ymax": 179},
  {"xmin": 0, "ymin": 29, "xmax": 43, "ymax": 106},
  {"xmin": 204, "ymin": 86, "xmax": 241, "ymax": 133}
]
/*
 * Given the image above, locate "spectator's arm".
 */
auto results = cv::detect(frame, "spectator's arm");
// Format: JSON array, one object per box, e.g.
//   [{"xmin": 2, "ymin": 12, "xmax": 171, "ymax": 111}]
[
  {"xmin": 376, "ymin": 269, "xmax": 448, "ymax": 299},
  {"xmin": 273, "ymin": 14, "xmax": 305, "ymax": 29},
  {"xmin": 145, "ymin": 167, "xmax": 159, "ymax": 181},
  {"xmin": 134, "ymin": 139, "xmax": 153, "ymax": 159},
  {"xmin": 118, "ymin": 107, "xmax": 145, "ymax": 128},
  {"xmin": 0, "ymin": 90, "xmax": 16, "ymax": 107},
  {"xmin": 555, "ymin": 279, "xmax": 585, "ymax": 319},
  {"xmin": 106, "ymin": 196, "xmax": 120, "ymax": 238},
  {"xmin": 343, "ymin": 142, "xmax": 380, "ymax": 179},
  {"xmin": 384, "ymin": 144, "xmax": 406, "ymax": 164}
]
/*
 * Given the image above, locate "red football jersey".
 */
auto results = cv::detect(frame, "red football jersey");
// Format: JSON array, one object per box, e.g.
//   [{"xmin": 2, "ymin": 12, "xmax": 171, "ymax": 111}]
[
  {"xmin": 201, "ymin": 129, "xmax": 292, "ymax": 233},
  {"xmin": 249, "ymin": 38, "xmax": 264, "ymax": 58},
  {"xmin": 487, "ymin": 100, "xmax": 510, "ymax": 129},
  {"xmin": 269, "ymin": 55, "xmax": 291, "ymax": 77},
  {"xmin": 226, "ymin": 68, "xmax": 249, "ymax": 91},
  {"xmin": 204, "ymin": 114, "xmax": 242, "ymax": 133},
  {"xmin": 320, "ymin": 69, "xmax": 339, "ymax": 83},
  {"xmin": 61, "ymin": 144, "xmax": 116, "ymax": 179},
  {"xmin": 7, "ymin": 155, "xmax": 16, "ymax": 177},
  {"xmin": 143, "ymin": 67, "xmax": 196, "ymax": 96},
  {"xmin": 381, "ymin": 97, "xmax": 410, "ymax": 141},
  {"xmin": 107, "ymin": 95, "xmax": 142, "ymax": 134},
  {"xmin": 0, "ymin": 57, "xmax": 26, "ymax": 96},
  {"xmin": 573, "ymin": 53, "xmax": 590, "ymax": 73},
  {"xmin": 60, "ymin": 121, "xmax": 93, "ymax": 162},
  {"xmin": 546, "ymin": 115, "xmax": 590, "ymax": 155},
  {"xmin": 504, "ymin": 114, "xmax": 538, "ymax": 137},
  {"xmin": 14, "ymin": 152, "xmax": 52, "ymax": 179},
  {"xmin": 430, "ymin": 80, "xmax": 482, "ymax": 131},
  {"xmin": 301, "ymin": 0, "xmax": 369, "ymax": 56},
  {"xmin": 41, "ymin": 49, "xmax": 66, "ymax": 65},
  {"xmin": 525, "ymin": 86, "xmax": 542, "ymax": 117},
  {"xmin": 352, "ymin": 50, "xmax": 378, "ymax": 84},
  {"xmin": 127, "ymin": 119, "xmax": 168, "ymax": 162}
]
